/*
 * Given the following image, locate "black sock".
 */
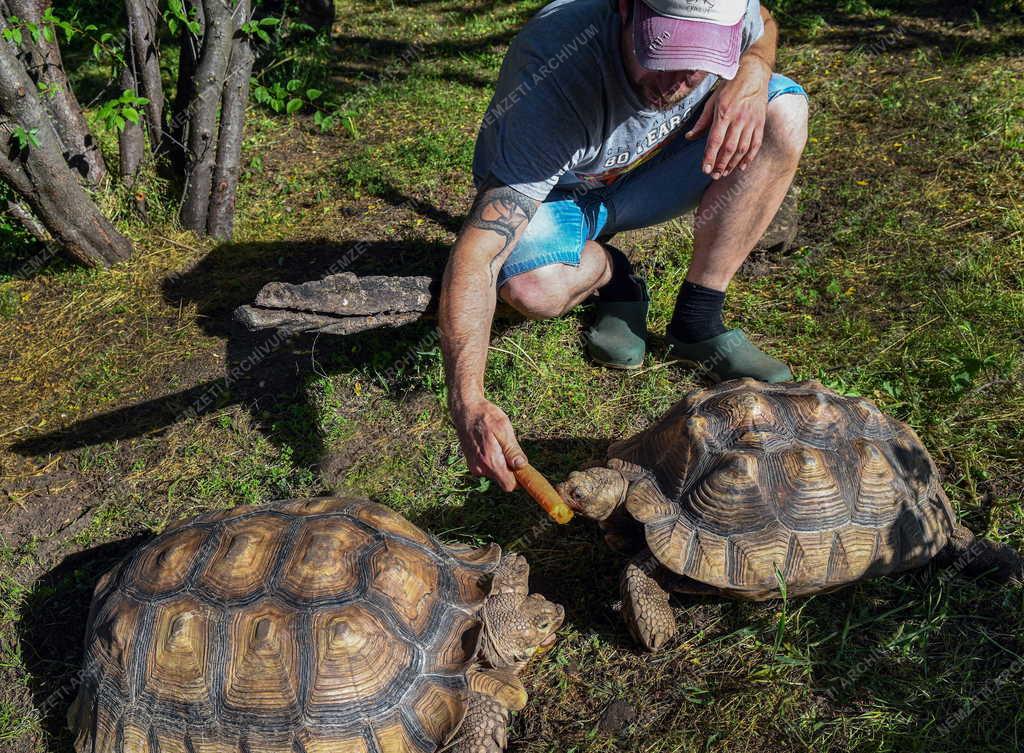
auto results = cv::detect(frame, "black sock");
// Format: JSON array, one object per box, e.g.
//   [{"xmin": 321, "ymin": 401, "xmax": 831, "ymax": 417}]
[
  {"xmin": 669, "ymin": 280, "xmax": 727, "ymax": 343},
  {"xmin": 598, "ymin": 245, "xmax": 642, "ymax": 302}
]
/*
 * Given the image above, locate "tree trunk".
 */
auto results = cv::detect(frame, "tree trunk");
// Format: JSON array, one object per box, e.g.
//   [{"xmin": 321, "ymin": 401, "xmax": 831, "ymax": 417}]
[
  {"xmin": 206, "ymin": 0, "xmax": 253, "ymax": 240},
  {"xmin": 124, "ymin": 0, "xmax": 163, "ymax": 153},
  {"xmin": 4, "ymin": 0, "xmax": 107, "ymax": 184},
  {"xmin": 0, "ymin": 19, "xmax": 131, "ymax": 265},
  {"xmin": 6, "ymin": 198, "xmax": 50, "ymax": 241},
  {"xmin": 0, "ymin": 146, "xmax": 131, "ymax": 266},
  {"xmin": 178, "ymin": 0, "xmax": 236, "ymax": 233},
  {"xmin": 166, "ymin": 0, "xmax": 202, "ymax": 174},
  {"xmin": 117, "ymin": 67, "xmax": 144, "ymax": 186}
]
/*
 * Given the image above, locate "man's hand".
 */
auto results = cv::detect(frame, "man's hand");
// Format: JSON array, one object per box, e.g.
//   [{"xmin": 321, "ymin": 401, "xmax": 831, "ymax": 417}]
[
  {"xmin": 451, "ymin": 397, "xmax": 527, "ymax": 492},
  {"xmin": 685, "ymin": 57, "xmax": 772, "ymax": 180}
]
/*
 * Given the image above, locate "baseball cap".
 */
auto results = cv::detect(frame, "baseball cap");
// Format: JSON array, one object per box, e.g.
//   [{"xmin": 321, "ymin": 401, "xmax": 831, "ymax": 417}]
[{"xmin": 633, "ymin": 0, "xmax": 747, "ymax": 79}]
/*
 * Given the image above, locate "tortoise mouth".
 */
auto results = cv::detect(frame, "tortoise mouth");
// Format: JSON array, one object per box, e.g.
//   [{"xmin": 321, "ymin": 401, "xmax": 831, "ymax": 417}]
[
  {"xmin": 554, "ymin": 480, "xmax": 581, "ymax": 512},
  {"xmin": 534, "ymin": 631, "xmax": 559, "ymax": 655}
]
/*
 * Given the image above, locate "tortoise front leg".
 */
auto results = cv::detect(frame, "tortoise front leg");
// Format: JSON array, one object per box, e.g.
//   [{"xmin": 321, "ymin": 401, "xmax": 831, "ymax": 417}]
[
  {"xmin": 490, "ymin": 553, "xmax": 530, "ymax": 599},
  {"xmin": 448, "ymin": 693, "xmax": 509, "ymax": 753},
  {"xmin": 449, "ymin": 668, "xmax": 526, "ymax": 753},
  {"xmin": 621, "ymin": 550, "xmax": 677, "ymax": 652}
]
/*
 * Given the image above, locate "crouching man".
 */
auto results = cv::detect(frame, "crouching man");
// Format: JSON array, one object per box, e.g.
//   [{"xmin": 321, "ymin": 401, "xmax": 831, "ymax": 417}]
[{"xmin": 439, "ymin": 0, "xmax": 809, "ymax": 490}]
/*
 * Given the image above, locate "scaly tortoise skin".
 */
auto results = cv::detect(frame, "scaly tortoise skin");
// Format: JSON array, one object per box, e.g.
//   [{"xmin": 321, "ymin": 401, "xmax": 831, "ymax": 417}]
[
  {"xmin": 559, "ymin": 379, "xmax": 1022, "ymax": 651},
  {"xmin": 68, "ymin": 497, "xmax": 563, "ymax": 753}
]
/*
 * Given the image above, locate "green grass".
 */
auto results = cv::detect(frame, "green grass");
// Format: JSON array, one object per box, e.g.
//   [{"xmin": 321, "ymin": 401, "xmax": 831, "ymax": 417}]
[{"xmin": 1, "ymin": 0, "xmax": 1023, "ymax": 751}]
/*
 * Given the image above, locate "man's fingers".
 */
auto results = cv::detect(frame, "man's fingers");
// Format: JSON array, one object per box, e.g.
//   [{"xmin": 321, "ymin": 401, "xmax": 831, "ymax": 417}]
[
  {"xmin": 712, "ymin": 122, "xmax": 742, "ymax": 179},
  {"xmin": 486, "ymin": 434, "xmax": 517, "ymax": 492},
  {"xmin": 494, "ymin": 425, "xmax": 528, "ymax": 473},
  {"xmin": 724, "ymin": 126, "xmax": 753, "ymax": 176},
  {"xmin": 702, "ymin": 105, "xmax": 733, "ymax": 176}
]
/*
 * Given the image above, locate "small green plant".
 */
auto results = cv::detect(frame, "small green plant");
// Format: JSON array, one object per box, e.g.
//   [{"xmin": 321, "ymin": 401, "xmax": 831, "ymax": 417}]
[
  {"xmin": 251, "ymin": 77, "xmax": 331, "ymax": 126},
  {"xmin": 948, "ymin": 354, "xmax": 997, "ymax": 397},
  {"xmin": 10, "ymin": 126, "xmax": 40, "ymax": 151},
  {"xmin": 164, "ymin": 0, "xmax": 201, "ymax": 36},
  {"xmin": 95, "ymin": 89, "xmax": 150, "ymax": 133},
  {"xmin": 240, "ymin": 15, "xmax": 280, "ymax": 44},
  {"xmin": 4, "ymin": 8, "xmax": 122, "ymax": 68}
]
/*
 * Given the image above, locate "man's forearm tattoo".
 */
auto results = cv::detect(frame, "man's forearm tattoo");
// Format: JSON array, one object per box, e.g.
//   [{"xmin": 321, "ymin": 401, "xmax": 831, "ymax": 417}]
[{"xmin": 466, "ymin": 185, "xmax": 538, "ymax": 282}]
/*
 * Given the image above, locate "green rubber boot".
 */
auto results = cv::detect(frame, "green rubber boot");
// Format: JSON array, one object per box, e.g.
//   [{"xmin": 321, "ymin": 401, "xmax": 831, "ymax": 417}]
[
  {"xmin": 666, "ymin": 328, "xmax": 792, "ymax": 383},
  {"xmin": 585, "ymin": 275, "xmax": 649, "ymax": 370}
]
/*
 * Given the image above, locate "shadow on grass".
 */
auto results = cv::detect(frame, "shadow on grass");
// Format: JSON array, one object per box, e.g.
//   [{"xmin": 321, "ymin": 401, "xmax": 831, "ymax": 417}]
[
  {"xmin": 17, "ymin": 535, "xmax": 148, "ymax": 750},
  {"xmin": 775, "ymin": 0, "xmax": 1024, "ymax": 57},
  {"xmin": 9, "ymin": 238, "xmax": 456, "ymax": 470}
]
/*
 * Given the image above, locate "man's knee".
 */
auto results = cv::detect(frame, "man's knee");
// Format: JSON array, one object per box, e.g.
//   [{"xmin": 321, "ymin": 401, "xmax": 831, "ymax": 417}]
[
  {"xmin": 765, "ymin": 94, "xmax": 809, "ymax": 164},
  {"xmin": 499, "ymin": 267, "xmax": 573, "ymax": 320}
]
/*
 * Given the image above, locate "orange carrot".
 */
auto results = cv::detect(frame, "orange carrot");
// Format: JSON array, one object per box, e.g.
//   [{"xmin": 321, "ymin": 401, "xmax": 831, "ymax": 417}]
[{"xmin": 514, "ymin": 464, "xmax": 574, "ymax": 524}]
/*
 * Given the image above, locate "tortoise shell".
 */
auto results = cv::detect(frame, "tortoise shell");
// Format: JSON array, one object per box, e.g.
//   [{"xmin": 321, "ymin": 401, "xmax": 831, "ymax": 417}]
[
  {"xmin": 68, "ymin": 497, "xmax": 502, "ymax": 753},
  {"xmin": 609, "ymin": 379, "xmax": 957, "ymax": 600}
]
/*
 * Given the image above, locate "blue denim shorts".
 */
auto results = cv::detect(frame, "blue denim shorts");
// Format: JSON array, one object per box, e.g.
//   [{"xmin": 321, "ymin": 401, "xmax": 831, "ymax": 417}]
[{"xmin": 496, "ymin": 73, "xmax": 807, "ymax": 286}]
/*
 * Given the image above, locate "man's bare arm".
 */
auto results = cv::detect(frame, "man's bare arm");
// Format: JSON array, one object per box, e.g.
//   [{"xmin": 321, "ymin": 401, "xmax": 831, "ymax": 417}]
[
  {"xmin": 745, "ymin": 6, "xmax": 778, "ymax": 72},
  {"xmin": 439, "ymin": 179, "xmax": 540, "ymax": 490}
]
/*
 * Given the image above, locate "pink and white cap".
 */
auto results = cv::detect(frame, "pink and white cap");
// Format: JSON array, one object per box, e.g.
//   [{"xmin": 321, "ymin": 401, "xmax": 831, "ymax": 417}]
[{"xmin": 633, "ymin": 0, "xmax": 747, "ymax": 79}]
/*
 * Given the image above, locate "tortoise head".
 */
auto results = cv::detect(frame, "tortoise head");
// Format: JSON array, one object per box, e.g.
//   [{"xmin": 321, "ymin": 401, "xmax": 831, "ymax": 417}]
[
  {"xmin": 480, "ymin": 555, "xmax": 564, "ymax": 668},
  {"xmin": 482, "ymin": 593, "xmax": 564, "ymax": 668},
  {"xmin": 557, "ymin": 466, "xmax": 629, "ymax": 521}
]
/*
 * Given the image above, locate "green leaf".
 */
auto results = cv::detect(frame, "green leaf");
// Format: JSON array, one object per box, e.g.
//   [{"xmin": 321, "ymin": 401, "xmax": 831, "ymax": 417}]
[
  {"xmin": 256, "ymin": 27, "xmax": 270, "ymax": 44},
  {"xmin": 123, "ymin": 107, "xmax": 140, "ymax": 124},
  {"xmin": 306, "ymin": 88, "xmax": 322, "ymax": 101},
  {"xmin": 286, "ymin": 79, "xmax": 301, "ymax": 93},
  {"xmin": 12, "ymin": 126, "xmax": 41, "ymax": 151},
  {"xmin": 286, "ymin": 98, "xmax": 303, "ymax": 114},
  {"xmin": 259, "ymin": 17, "xmax": 280, "ymax": 26},
  {"xmin": 42, "ymin": 24, "xmax": 54, "ymax": 43}
]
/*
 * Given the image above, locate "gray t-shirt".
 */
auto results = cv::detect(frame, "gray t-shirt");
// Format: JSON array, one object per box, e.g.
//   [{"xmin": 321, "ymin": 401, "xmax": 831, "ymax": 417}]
[{"xmin": 473, "ymin": 0, "xmax": 764, "ymax": 201}]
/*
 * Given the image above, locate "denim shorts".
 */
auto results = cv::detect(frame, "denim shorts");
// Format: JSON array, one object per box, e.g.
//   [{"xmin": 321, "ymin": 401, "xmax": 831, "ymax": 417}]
[{"xmin": 496, "ymin": 73, "xmax": 807, "ymax": 286}]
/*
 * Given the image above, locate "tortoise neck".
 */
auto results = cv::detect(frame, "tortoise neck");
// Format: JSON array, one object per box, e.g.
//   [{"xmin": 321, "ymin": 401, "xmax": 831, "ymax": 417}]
[{"xmin": 479, "ymin": 601, "xmax": 521, "ymax": 669}]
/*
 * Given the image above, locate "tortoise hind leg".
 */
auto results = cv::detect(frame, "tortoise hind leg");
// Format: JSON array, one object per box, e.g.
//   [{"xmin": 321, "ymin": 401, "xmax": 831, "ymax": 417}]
[
  {"xmin": 621, "ymin": 550, "xmax": 677, "ymax": 652},
  {"xmin": 938, "ymin": 524, "xmax": 1024, "ymax": 583}
]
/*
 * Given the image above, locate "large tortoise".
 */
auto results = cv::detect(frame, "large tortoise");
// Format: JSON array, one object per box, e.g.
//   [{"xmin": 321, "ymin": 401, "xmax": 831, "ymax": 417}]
[
  {"xmin": 558, "ymin": 379, "xmax": 1022, "ymax": 651},
  {"xmin": 68, "ymin": 496, "xmax": 563, "ymax": 753}
]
